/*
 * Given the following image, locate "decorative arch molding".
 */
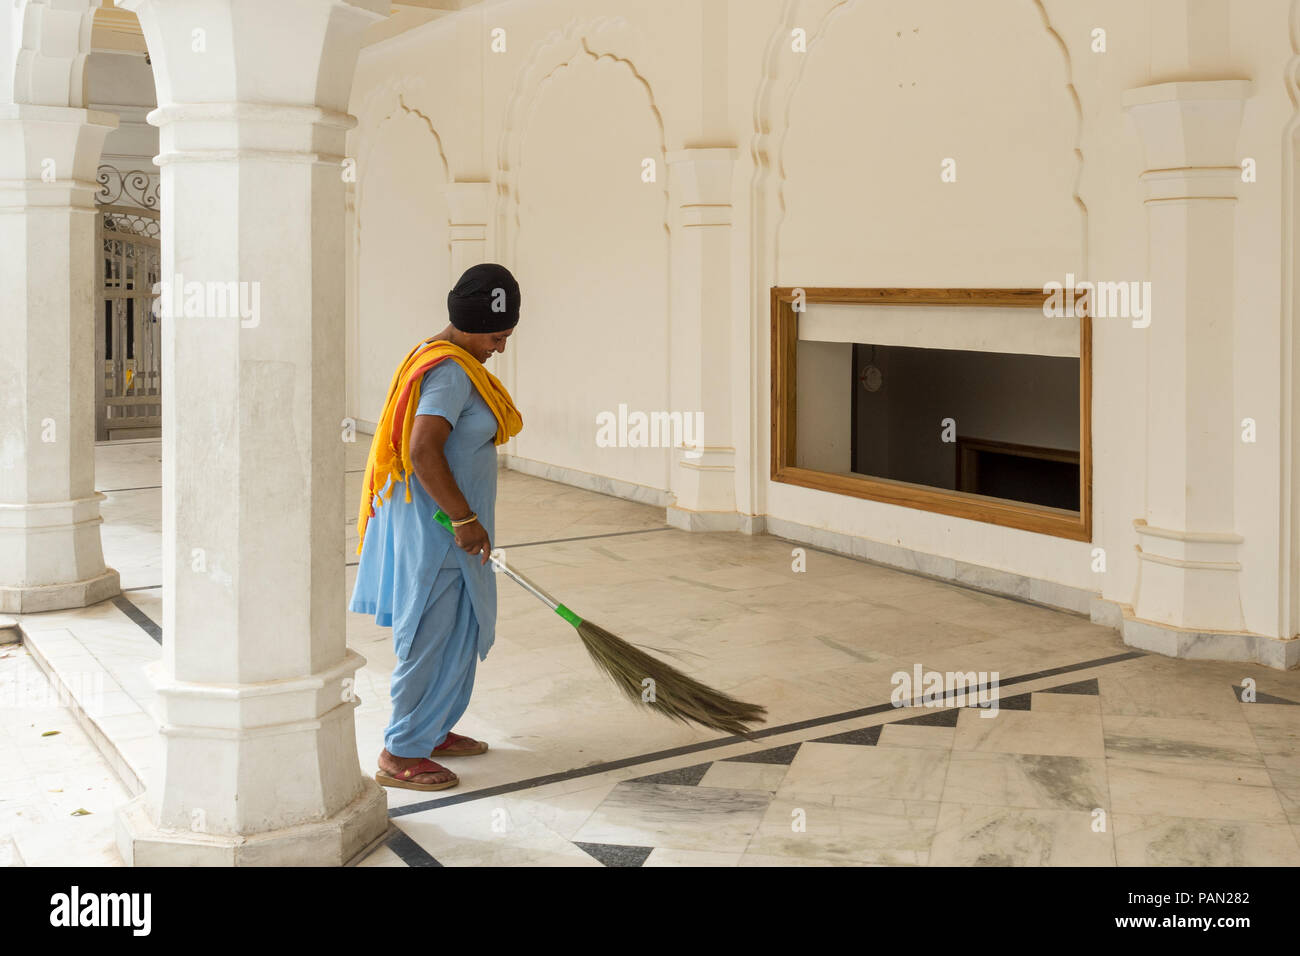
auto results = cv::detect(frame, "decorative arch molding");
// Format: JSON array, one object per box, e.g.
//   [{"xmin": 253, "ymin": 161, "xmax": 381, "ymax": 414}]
[
  {"xmin": 744, "ymin": 0, "xmax": 1089, "ymax": 510},
  {"xmin": 354, "ymin": 91, "xmax": 451, "ymax": 239},
  {"xmin": 9, "ymin": 0, "xmax": 101, "ymax": 108},
  {"xmin": 353, "ymin": 71, "xmax": 430, "ymax": 151},
  {"xmin": 1030, "ymin": 0, "xmax": 1088, "ymax": 269},
  {"xmin": 494, "ymin": 16, "xmax": 671, "ymax": 264}
]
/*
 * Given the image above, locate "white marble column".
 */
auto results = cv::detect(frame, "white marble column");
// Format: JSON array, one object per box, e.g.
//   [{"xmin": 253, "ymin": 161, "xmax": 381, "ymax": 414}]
[
  {"xmin": 666, "ymin": 147, "xmax": 746, "ymax": 530},
  {"xmin": 1122, "ymin": 80, "xmax": 1251, "ymax": 633},
  {"xmin": 0, "ymin": 104, "xmax": 121, "ymax": 613},
  {"xmin": 115, "ymin": 0, "xmax": 390, "ymax": 866},
  {"xmin": 444, "ymin": 180, "xmax": 492, "ymax": 275}
]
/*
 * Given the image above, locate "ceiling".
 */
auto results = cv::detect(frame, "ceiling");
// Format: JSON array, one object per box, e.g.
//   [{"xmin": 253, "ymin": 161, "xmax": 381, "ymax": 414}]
[{"xmin": 90, "ymin": 1, "xmax": 482, "ymax": 56}]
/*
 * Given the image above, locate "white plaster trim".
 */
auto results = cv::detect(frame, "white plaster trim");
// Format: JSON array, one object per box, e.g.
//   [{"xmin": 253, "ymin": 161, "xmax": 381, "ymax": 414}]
[
  {"xmin": 765, "ymin": 514, "xmax": 1097, "ymax": 616},
  {"xmin": 500, "ymin": 454, "xmax": 671, "ymax": 508},
  {"xmin": 1134, "ymin": 520, "xmax": 1245, "ymax": 544},
  {"xmin": 1136, "ymin": 549, "xmax": 1241, "ymax": 573},
  {"xmin": 1094, "ymin": 599, "xmax": 1300, "ymax": 670}
]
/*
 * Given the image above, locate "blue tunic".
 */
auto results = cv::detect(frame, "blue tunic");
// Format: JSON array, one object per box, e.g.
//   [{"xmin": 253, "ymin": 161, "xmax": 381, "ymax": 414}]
[{"xmin": 349, "ymin": 359, "xmax": 500, "ymax": 663}]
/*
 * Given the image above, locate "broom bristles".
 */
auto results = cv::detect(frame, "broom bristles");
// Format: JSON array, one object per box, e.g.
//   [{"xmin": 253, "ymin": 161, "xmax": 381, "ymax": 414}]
[{"xmin": 575, "ymin": 618, "xmax": 767, "ymax": 738}]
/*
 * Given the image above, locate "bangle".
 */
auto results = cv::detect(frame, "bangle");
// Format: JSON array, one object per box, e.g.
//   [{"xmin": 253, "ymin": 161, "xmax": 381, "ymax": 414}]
[{"xmin": 450, "ymin": 512, "xmax": 478, "ymax": 528}]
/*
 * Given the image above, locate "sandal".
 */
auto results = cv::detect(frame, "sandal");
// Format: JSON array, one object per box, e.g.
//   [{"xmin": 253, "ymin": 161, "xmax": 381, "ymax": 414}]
[
  {"xmin": 375, "ymin": 757, "xmax": 458, "ymax": 791},
  {"xmin": 432, "ymin": 730, "xmax": 489, "ymax": 758}
]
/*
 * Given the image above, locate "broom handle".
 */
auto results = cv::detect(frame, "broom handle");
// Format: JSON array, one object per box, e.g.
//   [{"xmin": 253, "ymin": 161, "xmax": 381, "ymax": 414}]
[{"xmin": 432, "ymin": 509, "xmax": 583, "ymax": 626}]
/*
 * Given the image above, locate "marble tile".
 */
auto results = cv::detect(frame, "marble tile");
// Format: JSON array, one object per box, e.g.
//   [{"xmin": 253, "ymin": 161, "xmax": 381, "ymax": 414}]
[
  {"xmin": 496, "ymin": 783, "xmax": 619, "ymax": 842},
  {"xmin": 0, "ymin": 649, "xmax": 127, "ymax": 866},
  {"xmin": 1106, "ymin": 756, "xmax": 1287, "ymax": 823},
  {"xmin": 1268, "ymin": 766, "xmax": 1300, "ymax": 824},
  {"xmin": 777, "ymin": 742, "xmax": 950, "ymax": 802},
  {"xmin": 398, "ymin": 809, "xmax": 602, "ymax": 867},
  {"xmin": 1239, "ymin": 703, "xmax": 1300, "ymax": 734},
  {"xmin": 1031, "ymin": 691, "xmax": 1100, "ymax": 714},
  {"xmin": 737, "ymin": 853, "xmax": 847, "ymax": 867},
  {"xmin": 94, "ymin": 438, "xmax": 161, "ymax": 492},
  {"xmin": 927, "ymin": 803, "xmax": 1115, "ymax": 866},
  {"xmin": 744, "ymin": 792, "xmax": 939, "ymax": 865},
  {"xmin": 699, "ymin": 761, "xmax": 789, "ymax": 792},
  {"xmin": 643, "ymin": 848, "xmax": 743, "ymax": 867},
  {"xmin": 952, "ymin": 708, "xmax": 1105, "ymax": 758},
  {"xmin": 1112, "ymin": 814, "xmax": 1300, "ymax": 866},
  {"xmin": 572, "ymin": 782, "xmax": 772, "ymax": 853},
  {"xmin": 1097, "ymin": 671, "xmax": 1245, "ymax": 720},
  {"xmin": 877, "ymin": 723, "xmax": 955, "ymax": 750},
  {"xmin": 1101, "ymin": 714, "xmax": 1262, "ymax": 767},
  {"xmin": 353, "ymin": 844, "xmax": 409, "ymax": 868},
  {"xmin": 942, "ymin": 752, "xmax": 1109, "ymax": 812}
]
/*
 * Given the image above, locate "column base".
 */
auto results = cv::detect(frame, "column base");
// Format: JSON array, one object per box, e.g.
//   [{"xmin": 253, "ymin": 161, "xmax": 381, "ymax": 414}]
[
  {"xmin": 0, "ymin": 567, "xmax": 120, "ymax": 614},
  {"xmin": 115, "ymin": 779, "xmax": 390, "ymax": 867},
  {"xmin": 1131, "ymin": 520, "xmax": 1245, "ymax": 631},
  {"xmin": 666, "ymin": 505, "xmax": 766, "ymax": 535},
  {"xmin": 1098, "ymin": 601, "xmax": 1300, "ymax": 670}
]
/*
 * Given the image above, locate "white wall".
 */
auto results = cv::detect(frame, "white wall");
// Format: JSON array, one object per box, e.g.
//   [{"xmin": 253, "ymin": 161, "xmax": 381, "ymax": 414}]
[
  {"xmin": 345, "ymin": 0, "xmax": 1297, "ymax": 641},
  {"xmin": 354, "ymin": 105, "xmax": 451, "ymax": 419}
]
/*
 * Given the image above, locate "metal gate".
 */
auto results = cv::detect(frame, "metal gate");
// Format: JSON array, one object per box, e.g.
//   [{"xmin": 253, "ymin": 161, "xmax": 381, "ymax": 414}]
[{"xmin": 95, "ymin": 202, "xmax": 162, "ymax": 441}]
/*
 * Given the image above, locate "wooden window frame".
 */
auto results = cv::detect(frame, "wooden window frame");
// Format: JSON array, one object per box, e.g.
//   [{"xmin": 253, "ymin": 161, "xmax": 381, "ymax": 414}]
[{"xmin": 770, "ymin": 287, "xmax": 1092, "ymax": 542}]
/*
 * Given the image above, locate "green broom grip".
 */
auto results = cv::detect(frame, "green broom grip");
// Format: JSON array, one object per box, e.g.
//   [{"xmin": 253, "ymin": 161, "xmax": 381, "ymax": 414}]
[{"xmin": 554, "ymin": 603, "xmax": 583, "ymax": 627}]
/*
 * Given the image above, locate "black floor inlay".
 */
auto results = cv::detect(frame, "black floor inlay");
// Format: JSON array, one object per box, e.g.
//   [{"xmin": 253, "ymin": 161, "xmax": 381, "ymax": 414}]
[
  {"xmin": 388, "ymin": 650, "xmax": 1145, "ymax": 818},
  {"xmin": 574, "ymin": 842, "xmax": 653, "ymax": 867},
  {"xmin": 1041, "ymin": 678, "xmax": 1099, "ymax": 696},
  {"xmin": 724, "ymin": 742, "xmax": 802, "ymax": 765},
  {"xmin": 988, "ymin": 692, "xmax": 1033, "ymax": 711},
  {"xmin": 1233, "ymin": 684, "xmax": 1299, "ymax": 705},
  {"xmin": 895, "ymin": 708, "xmax": 961, "ymax": 727},
  {"xmin": 386, "ymin": 825, "xmax": 441, "ymax": 867},
  {"xmin": 812, "ymin": 725, "xmax": 883, "ymax": 746},
  {"xmin": 111, "ymin": 595, "xmax": 162, "ymax": 645},
  {"xmin": 629, "ymin": 762, "xmax": 712, "ymax": 786}
]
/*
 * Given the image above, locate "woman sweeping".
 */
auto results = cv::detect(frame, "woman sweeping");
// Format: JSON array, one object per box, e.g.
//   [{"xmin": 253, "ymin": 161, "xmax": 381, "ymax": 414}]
[{"xmin": 350, "ymin": 262, "xmax": 524, "ymax": 792}]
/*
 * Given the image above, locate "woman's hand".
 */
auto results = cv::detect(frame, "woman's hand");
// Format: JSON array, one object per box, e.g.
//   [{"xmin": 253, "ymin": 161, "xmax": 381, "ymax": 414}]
[
  {"xmin": 454, "ymin": 518, "xmax": 493, "ymax": 566},
  {"xmin": 409, "ymin": 416, "xmax": 493, "ymax": 567}
]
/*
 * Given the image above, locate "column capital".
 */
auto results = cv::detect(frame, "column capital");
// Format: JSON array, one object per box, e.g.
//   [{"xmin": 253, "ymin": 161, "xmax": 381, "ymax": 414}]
[
  {"xmin": 146, "ymin": 102, "xmax": 356, "ymax": 167},
  {"xmin": 120, "ymin": 0, "xmax": 387, "ymax": 113},
  {"xmin": 1122, "ymin": 79, "xmax": 1252, "ymax": 172},
  {"xmin": 0, "ymin": 105, "xmax": 117, "ymax": 202}
]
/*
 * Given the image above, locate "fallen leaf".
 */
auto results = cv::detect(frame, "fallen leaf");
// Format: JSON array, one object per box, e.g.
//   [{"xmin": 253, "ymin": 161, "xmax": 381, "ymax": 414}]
[
  {"xmin": 40, "ymin": 730, "xmax": 60, "ymax": 737},
  {"xmin": 70, "ymin": 808, "xmax": 91, "ymax": 816}
]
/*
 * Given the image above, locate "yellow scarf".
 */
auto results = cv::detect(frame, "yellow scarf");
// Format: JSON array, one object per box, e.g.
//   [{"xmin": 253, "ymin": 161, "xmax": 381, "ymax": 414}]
[{"xmin": 356, "ymin": 338, "xmax": 522, "ymax": 553}]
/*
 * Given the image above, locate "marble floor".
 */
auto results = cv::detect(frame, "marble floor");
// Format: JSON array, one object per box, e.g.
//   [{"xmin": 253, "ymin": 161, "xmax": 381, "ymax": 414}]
[{"xmin": 8, "ymin": 437, "xmax": 1300, "ymax": 866}]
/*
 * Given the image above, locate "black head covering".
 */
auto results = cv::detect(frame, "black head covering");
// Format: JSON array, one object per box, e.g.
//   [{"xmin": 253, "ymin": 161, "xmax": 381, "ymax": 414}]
[{"xmin": 447, "ymin": 263, "xmax": 520, "ymax": 333}]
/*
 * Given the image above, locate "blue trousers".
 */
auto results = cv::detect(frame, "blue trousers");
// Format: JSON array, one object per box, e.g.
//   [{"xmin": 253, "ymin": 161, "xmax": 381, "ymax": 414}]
[{"xmin": 384, "ymin": 564, "xmax": 479, "ymax": 758}]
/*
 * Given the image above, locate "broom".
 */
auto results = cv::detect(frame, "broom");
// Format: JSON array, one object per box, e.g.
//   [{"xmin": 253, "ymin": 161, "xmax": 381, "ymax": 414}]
[{"xmin": 433, "ymin": 509, "xmax": 767, "ymax": 738}]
